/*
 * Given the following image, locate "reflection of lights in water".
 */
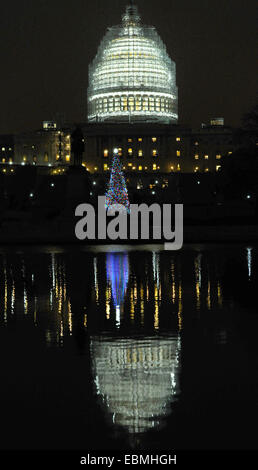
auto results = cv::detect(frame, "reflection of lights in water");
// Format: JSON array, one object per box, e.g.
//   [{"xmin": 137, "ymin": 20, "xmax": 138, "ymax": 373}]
[
  {"xmin": 146, "ymin": 285, "xmax": 149, "ymax": 302},
  {"xmin": 152, "ymin": 252, "xmax": 160, "ymax": 291},
  {"xmin": 106, "ymin": 286, "xmax": 111, "ymax": 320},
  {"xmin": 133, "ymin": 284, "xmax": 137, "ymax": 302},
  {"xmin": 153, "ymin": 252, "xmax": 160, "ymax": 329},
  {"xmin": 51, "ymin": 253, "xmax": 55, "ymax": 289},
  {"xmin": 178, "ymin": 282, "xmax": 182, "ymax": 330},
  {"xmin": 90, "ymin": 335, "xmax": 181, "ymax": 435},
  {"xmin": 154, "ymin": 305, "xmax": 159, "ymax": 330},
  {"xmin": 171, "ymin": 261, "xmax": 176, "ymax": 303},
  {"xmin": 4, "ymin": 264, "xmax": 7, "ymax": 324},
  {"xmin": 116, "ymin": 306, "xmax": 121, "ymax": 328},
  {"xmin": 33, "ymin": 296, "xmax": 37, "ymax": 325},
  {"xmin": 106, "ymin": 253, "xmax": 129, "ymax": 326},
  {"xmin": 11, "ymin": 282, "xmax": 15, "ymax": 315},
  {"xmin": 207, "ymin": 279, "xmax": 211, "ymax": 310},
  {"xmin": 47, "ymin": 254, "xmax": 71, "ymax": 345},
  {"xmin": 50, "ymin": 290, "xmax": 53, "ymax": 309},
  {"xmin": 140, "ymin": 285, "xmax": 144, "ymax": 325},
  {"xmin": 194, "ymin": 254, "xmax": 202, "ymax": 310},
  {"xmin": 24, "ymin": 287, "xmax": 28, "ymax": 315},
  {"xmin": 247, "ymin": 248, "xmax": 252, "ymax": 279},
  {"xmin": 60, "ymin": 320, "xmax": 64, "ymax": 339},
  {"xmin": 68, "ymin": 300, "xmax": 72, "ymax": 334},
  {"xmin": 217, "ymin": 282, "xmax": 223, "ymax": 307},
  {"xmin": 130, "ymin": 288, "xmax": 134, "ymax": 321},
  {"xmin": 93, "ymin": 257, "xmax": 99, "ymax": 304}
]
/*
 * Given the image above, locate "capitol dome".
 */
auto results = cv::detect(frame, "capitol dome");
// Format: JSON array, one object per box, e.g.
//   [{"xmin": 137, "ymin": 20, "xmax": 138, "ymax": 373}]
[{"xmin": 87, "ymin": 2, "xmax": 178, "ymax": 124}]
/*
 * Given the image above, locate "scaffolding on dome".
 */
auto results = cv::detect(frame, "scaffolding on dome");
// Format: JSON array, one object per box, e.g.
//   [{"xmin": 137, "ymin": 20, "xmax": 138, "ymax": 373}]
[{"xmin": 88, "ymin": 4, "xmax": 178, "ymax": 124}]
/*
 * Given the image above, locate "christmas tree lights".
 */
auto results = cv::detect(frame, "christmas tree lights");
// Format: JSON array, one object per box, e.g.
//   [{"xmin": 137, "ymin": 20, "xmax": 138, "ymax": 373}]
[{"xmin": 105, "ymin": 149, "xmax": 130, "ymax": 213}]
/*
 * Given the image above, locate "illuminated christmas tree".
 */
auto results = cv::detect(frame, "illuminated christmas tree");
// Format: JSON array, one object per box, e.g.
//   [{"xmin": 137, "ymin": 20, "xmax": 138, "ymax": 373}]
[{"xmin": 105, "ymin": 149, "xmax": 130, "ymax": 213}]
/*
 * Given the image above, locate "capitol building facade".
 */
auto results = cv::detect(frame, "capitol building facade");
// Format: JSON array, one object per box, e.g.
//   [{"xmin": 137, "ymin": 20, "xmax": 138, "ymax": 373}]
[{"xmin": 1, "ymin": 2, "xmax": 245, "ymax": 176}]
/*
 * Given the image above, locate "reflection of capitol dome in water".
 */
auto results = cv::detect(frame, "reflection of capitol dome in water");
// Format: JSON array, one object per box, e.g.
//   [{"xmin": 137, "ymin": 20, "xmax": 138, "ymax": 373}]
[
  {"xmin": 88, "ymin": 3, "xmax": 178, "ymax": 123},
  {"xmin": 91, "ymin": 335, "xmax": 180, "ymax": 435}
]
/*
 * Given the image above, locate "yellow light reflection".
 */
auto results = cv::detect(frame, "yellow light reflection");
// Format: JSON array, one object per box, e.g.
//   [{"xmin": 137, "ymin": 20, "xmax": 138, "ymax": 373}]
[
  {"xmin": 178, "ymin": 282, "xmax": 182, "ymax": 331},
  {"xmin": 207, "ymin": 279, "xmax": 211, "ymax": 310},
  {"xmin": 217, "ymin": 282, "xmax": 223, "ymax": 307}
]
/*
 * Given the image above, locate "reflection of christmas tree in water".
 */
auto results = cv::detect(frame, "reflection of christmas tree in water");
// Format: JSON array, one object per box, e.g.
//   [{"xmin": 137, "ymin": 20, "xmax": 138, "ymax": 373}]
[
  {"xmin": 105, "ymin": 149, "xmax": 130, "ymax": 213},
  {"xmin": 106, "ymin": 253, "xmax": 129, "ymax": 308},
  {"xmin": 106, "ymin": 253, "xmax": 129, "ymax": 328}
]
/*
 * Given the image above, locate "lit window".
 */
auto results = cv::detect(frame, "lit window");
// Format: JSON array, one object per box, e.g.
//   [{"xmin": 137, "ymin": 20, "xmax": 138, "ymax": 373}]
[
  {"xmin": 177, "ymin": 164, "xmax": 181, "ymax": 171},
  {"xmin": 138, "ymin": 138, "xmax": 142, "ymax": 142},
  {"xmin": 128, "ymin": 163, "xmax": 132, "ymax": 167},
  {"xmin": 56, "ymin": 154, "xmax": 59, "ymax": 161},
  {"xmin": 128, "ymin": 138, "xmax": 132, "ymax": 143},
  {"xmin": 103, "ymin": 164, "xmax": 108, "ymax": 171},
  {"xmin": 152, "ymin": 149, "xmax": 157, "ymax": 157},
  {"xmin": 23, "ymin": 156, "xmax": 27, "ymax": 162},
  {"xmin": 176, "ymin": 137, "xmax": 181, "ymax": 142},
  {"xmin": 205, "ymin": 168, "xmax": 209, "ymax": 172},
  {"xmin": 138, "ymin": 149, "xmax": 143, "ymax": 157},
  {"xmin": 66, "ymin": 155, "xmax": 70, "ymax": 162},
  {"xmin": 195, "ymin": 142, "xmax": 199, "ymax": 146},
  {"xmin": 216, "ymin": 165, "xmax": 221, "ymax": 172},
  {"xmin": 128, "ymin": 148, "xmax": 133, "ymax": 155},
  {"xmin": 153, "ymin": 164, "xmax": 157, "ymax": 170},
  {"xmin": 170, "ymin": 166, "xmax": 174, "ymax": 171},
  {"xmin": 194, "ymin": 166, "xmax": 199, "ymax": 172},
  {"xmin": 2, "ymin": 158, "xmax": 6, "ymax": 163},
  {"xmin": 195, "ymin": 155, "xmax": 199, "ymax": 160},
  {"xmin": 103, "ymin": 149, "xmax": 109, "ymax": 157},
  {"xmin": 216, "ymin": 155, "xmax": 221, "ymax": 160},
  {"xmin": 176, "ymin": 150, "xmax": 180, "ymax": 157},
  {"xmin": 2, "ymin": 147, "xmax": 5, "ymax": 151},
  {"xmin": 138, "ymin": 165, "xmax": 142, "ymax": 171},
  {"xmin": 152, "ymin": 137, "xmax": 157, "ymax": 143},
  {"xmin": 44, "ymin": 153, "xmax": 49, "ymax": 162},
  {"xmin": 9, "ymin": 158, "xmax": 13, "ymax": 163},
  {"xmin": 228, "ymin": 151, "xmax": 232, "ymax": 155},
  {"xmin": 204, "ymin": 155, "xmax": 209, "ymax": 160}
]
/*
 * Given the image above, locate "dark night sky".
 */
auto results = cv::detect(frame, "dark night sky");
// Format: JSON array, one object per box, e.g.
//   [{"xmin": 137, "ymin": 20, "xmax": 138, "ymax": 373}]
[{"xmin": 0, "ymin": 0, "xmax": 257, "ymax": 134}]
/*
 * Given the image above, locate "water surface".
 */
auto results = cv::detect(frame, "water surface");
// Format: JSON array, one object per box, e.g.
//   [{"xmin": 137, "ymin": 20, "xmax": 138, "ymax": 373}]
[{"xmin": 0, "ymin": 244, "xmax": 257, "ymax": 450}]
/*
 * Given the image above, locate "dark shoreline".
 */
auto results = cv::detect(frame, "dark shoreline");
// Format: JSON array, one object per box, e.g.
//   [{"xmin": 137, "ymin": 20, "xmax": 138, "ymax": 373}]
[{"xmin": 0, "ymin": 224, "xmax": 258, "ymax": 246}]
